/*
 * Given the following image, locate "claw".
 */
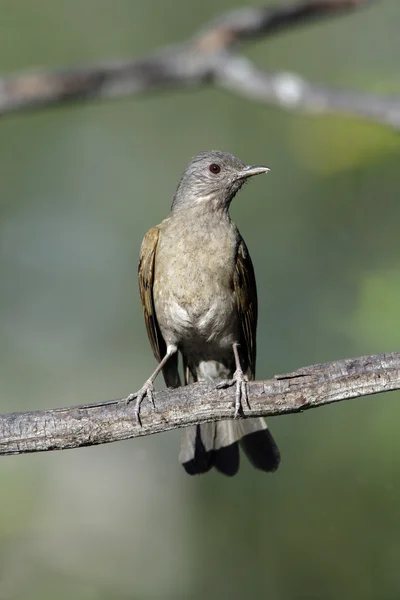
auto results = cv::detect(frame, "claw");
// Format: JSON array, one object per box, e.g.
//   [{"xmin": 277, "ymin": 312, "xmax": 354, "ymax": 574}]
[
  {"xmin": 126, "ymin": 380, "xmax": 155, "ymax": 426},
  {"xmin": 233, "ymin": 368, "xmax": 249, "ymax": 418},
  {"xmin": 216, "ymin": 379, "xmax": 234, "ymax": 390},
  {"xmin": 217, "ymin": 369, "xmax": 249, "ymax": 418}
]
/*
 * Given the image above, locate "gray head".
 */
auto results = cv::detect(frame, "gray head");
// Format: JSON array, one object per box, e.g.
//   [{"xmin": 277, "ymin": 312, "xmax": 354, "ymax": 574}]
[{"xmin": 172, "ymin": 150, "xmax": 270, "ymax": 212}]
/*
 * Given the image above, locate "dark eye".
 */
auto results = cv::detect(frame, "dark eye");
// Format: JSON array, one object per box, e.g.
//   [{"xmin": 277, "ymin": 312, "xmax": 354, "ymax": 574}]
[{"xmin": 209, "ymin": 163, "xmax": 221, "ymax": 174}]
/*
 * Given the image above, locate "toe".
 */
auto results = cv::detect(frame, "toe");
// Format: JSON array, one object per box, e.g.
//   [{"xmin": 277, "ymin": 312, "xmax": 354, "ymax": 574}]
[
  {"xmin": 125, "ymin": 392, "xmax": 137, "ymax": 404},
  {"xmin": 242, "ymin": 381, "xmax": 250, "ymax": 409},
  {"xmin": 216, "ymin": 379, "xmax": 235, "ymax": 389},
  {"xmin": 134, "ymin": 407, "xmax": 142, "ymax": 427},
  {"xmin": 147, "ymin": 388, "xmax": 156, "ymax": 408}
]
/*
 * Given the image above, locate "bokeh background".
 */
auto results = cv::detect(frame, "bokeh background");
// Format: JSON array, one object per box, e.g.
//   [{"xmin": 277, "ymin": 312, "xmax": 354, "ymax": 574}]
[{"xmin": 1, "ymin": 1, "xmax": 400, "ymax": 598}]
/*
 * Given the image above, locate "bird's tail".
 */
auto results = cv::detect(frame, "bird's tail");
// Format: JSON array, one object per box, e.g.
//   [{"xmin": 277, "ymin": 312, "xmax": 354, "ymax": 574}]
[
  {"xmin": 179, "ymin": 359, "xmax": 280, "ymax": 476},
  {"xmin": 179, "ymin": 418, "xmax": 280, "ymax": 476}
]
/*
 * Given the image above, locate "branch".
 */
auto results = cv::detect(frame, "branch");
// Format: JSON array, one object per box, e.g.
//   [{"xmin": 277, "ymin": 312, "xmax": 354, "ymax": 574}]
[
  {"xmin": 1, "ymin": 0, "xmax": 398, "ymax": 129},
  {"xmin": 1, "ymin": 352, "xmax": 399, "ymax": 456}
]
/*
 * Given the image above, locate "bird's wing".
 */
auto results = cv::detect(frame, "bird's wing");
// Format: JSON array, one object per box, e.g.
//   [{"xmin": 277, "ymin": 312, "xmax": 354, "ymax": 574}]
[
  {"xmin": 233, "ymin": 239, "xmax": 258, "ymax": 379},
  {"xmin": 138, "ymin": 225, "xmax": 166, "ymax": 363}
]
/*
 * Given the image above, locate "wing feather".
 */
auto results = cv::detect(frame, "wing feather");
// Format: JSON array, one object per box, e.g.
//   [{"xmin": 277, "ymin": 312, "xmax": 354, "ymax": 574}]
[
  {"xmin": 137, "ymin": 226, "xmax": 166, "ymax": 363},
  {"xmin": 233, "ymin": 240, "xmax": 258, "ymax": 379}
]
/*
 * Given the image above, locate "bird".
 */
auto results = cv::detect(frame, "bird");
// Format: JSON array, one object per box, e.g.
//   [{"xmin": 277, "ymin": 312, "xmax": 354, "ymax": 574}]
[{"xmin": 129, "ymin": 150, "xmax": 280, "ymax": 476}]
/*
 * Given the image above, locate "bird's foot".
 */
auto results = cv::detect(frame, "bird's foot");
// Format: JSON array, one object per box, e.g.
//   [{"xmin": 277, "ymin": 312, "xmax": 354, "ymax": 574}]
[
  {"xmin": 125, "ymin": 379, "xmax": 155, "ymax": 426},
  {"xmin": 216, "ymin": 368, "xmax": 250, "ymax": 418}
]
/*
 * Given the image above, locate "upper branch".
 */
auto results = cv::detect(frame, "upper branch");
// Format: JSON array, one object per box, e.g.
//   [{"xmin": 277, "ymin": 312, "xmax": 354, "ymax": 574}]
[
  {"xmin": 196, "ymin": 0, "xmax": 371, "ymax": 50},
  {"xmin": 0, "ymin": 0, "xmax": 398, "ymax": 129},
  {"xmin": 0, "ymin": 352, "xmax": 399, "ymax": 456}
]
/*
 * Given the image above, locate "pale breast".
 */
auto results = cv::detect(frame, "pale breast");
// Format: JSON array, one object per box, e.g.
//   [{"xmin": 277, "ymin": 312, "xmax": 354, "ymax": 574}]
[{"xmin": 153, "ymin": 212, "xmax": 240, "ymax": 350}]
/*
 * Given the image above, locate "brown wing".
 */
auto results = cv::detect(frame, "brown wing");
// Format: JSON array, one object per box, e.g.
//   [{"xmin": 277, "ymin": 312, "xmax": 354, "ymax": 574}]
[
  {"xmin": 138, "ymin": 226, "xmax": 166, "ymax": 363},
  {"xmin": 233, "ymin": 240, "xmax": 258, "ymax": 379}
]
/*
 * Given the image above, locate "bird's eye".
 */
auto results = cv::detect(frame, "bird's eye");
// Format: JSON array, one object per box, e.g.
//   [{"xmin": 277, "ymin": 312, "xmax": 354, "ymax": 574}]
[{"xmin": 209, "ymin": 163, "xmax": 221, "ymax": 174}]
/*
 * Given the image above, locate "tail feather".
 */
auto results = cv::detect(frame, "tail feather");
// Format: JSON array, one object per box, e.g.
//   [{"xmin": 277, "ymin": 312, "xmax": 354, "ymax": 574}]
[
  {"xmin": 239, "ymin": 419, "xmax": 280, "ymax": 472},
  {"xmin": 179, "ymin": 357, "xmax": 279, "ymax": 476},
  {"xmin": 180, "ymin": 422, "xmax": 240, "ymax": 476},
  {"xmin": 179, "ymin": 424, "xmax": 215, "ymax": 475},
  {"xmin": 213, "ymin": 421, "xmax": 240, "ymax": 476},
  {"xmin": 180, "ymin": 418, "xmax": 279, "ymax": 476}
]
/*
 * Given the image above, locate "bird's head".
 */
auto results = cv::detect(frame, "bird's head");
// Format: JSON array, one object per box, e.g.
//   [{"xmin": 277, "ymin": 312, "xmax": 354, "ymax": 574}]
[{"xmin": 171, "ymin": 150, "xmax": 270, "ymax": 212}]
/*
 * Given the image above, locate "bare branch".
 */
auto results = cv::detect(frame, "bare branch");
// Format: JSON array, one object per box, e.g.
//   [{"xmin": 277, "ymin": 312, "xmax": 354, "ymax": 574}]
[
  {"xmin": 0, "ymin": 352, "xmax": 399, "ymax": 456},
  {"xmin": 216, "ymin": 57, "xmax": 400, "ymax": 128},
  {"xmin": 196, "ymin": 0, "xmax": 372, "ymax": 49},
  {"xmin": 0, "ymin": 0, "xmax": 397, "ymax": 129}
]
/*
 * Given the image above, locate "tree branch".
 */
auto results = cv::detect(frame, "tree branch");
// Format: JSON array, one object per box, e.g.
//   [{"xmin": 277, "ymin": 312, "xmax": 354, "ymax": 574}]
[
  {"xmin": 0, "ymin": 352, "xmax": 399, "ymax": 456},
  {"xmin": 1, "ymin": 0, "xmax": 398, "ymax": 129}
]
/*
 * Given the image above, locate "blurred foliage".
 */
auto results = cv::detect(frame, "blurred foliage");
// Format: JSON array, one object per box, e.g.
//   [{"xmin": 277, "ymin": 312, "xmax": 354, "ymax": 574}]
[{"xmin": 0, "ymin": 1, "xmax": 400, "ymax": 599}]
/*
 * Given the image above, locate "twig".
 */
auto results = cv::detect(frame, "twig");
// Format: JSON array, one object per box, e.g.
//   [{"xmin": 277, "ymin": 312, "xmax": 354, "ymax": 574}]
[
  {"xmin": 0, "ymin": 352, "xmax": 399, "ymax": 456},
  {"xmin": 0, "ymin": 0, "xmax": 398, "ymax": 129}
]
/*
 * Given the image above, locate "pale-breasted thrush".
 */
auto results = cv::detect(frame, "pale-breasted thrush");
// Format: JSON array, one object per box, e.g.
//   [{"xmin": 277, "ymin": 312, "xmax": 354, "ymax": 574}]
[{"xmin": 130, "ymin": 151, "xmax": 280, "ymax": 476}]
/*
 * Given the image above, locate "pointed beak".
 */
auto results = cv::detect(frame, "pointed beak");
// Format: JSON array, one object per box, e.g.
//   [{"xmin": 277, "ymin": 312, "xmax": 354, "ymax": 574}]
[{"xmin": 236, "ymin": 165, "xmax": 270, "ymax": 180}]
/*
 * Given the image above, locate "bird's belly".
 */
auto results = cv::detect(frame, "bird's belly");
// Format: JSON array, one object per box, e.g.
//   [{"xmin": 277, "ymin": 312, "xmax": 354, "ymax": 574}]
[
  {"xmin": 196, "ymin": 359, "xmax": 232, "ymax": 381},
  {"xmin": 154, "ymin": 281, "xmax": 239, "ymax": 350},
  {"xmin": 167, "ymin": 296, "xmax": 237, "ymax": 346}
]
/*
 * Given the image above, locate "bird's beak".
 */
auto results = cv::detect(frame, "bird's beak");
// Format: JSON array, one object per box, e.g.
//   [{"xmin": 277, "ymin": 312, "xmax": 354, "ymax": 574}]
[{"xmin": 236, "ymin": 165, "xmax": 270, "ymax": 180}]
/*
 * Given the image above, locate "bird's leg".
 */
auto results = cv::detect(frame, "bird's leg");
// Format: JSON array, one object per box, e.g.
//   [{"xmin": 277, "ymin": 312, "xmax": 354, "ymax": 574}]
[
  {"xmin": 126, "ymin": 345, "xmax": 177, "ymax": 426},
  {"xmin": 216, "ymin": 343, "xmax": 250, "ymax": 418}
]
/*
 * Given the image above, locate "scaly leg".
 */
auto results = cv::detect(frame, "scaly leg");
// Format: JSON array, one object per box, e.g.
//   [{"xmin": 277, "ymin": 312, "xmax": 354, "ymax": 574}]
[
  {"xmin": 216, "ymin": 343, "xmax": 250, "ymax": 418},
  {"xmin": 126, "ymin": 344, "xmax": 177, "ymax": 425}
]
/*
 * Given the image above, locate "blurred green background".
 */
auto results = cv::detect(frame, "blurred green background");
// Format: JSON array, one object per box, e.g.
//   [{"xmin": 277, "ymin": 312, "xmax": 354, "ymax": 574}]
[{"xmin": 1, "ymin": 1, "xmax": 400, "ymax": 599}]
